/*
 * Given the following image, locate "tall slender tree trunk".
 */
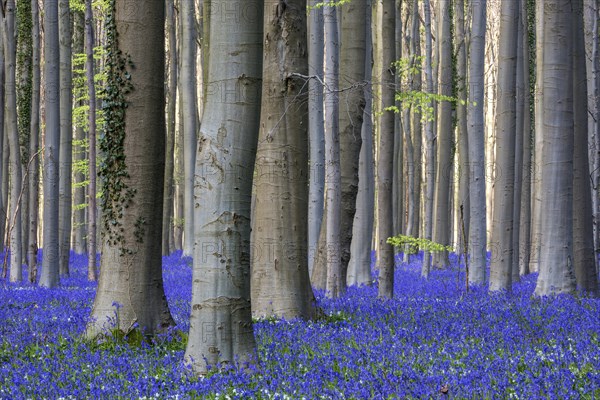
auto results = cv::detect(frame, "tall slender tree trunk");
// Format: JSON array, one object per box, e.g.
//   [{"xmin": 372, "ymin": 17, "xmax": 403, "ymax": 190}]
[
  {"xmin": 376, "ymin": 0, "xmax": 395, "ymax": 298},
  {"xmin": 185, "ymin": 0, "xmax": 262, "ymax": 373},
  {"xmin": 455, "ymin": 0, "xmax": 469, "ymax": 256},
  {"xmin": 489, "ymin": 0, "xmax": 519, "ymax": 293},
  {"xmin": 518, "ymin": 0, "xmax": 532, "ymax": 277},
  {"xmin": 307, "ymin": 0, "xmax": 325, "ymax": 276},
  {"xmin": 180, "ymin": 0, "xmax": 198, "ymax": 257},
  {"xmin": 347, "ymin": 0, "xmax": 373, "ymax": 287},
  {"xmin": 3, "ymin": 0, "xmax": 24, "ymax": 282},
  {"xmin": 87, "ymin": 0, "xmax": 175, "ymax": 336},
  {"xmin": 422, "ymin": 0, "xmax": 436, "ymax": 278},
  {"xmin": 58, "ymin": 0, "xmax": 72, "ymax": 277},
  {"xmin": 251, "ymin": 0, "xmax": 315, "ymax": 320},
  {"xmin": 40, "ymin": 0, "xmax": 60, "ymax": 288},
  {"xmin": 0, "ymin": 32, "xmax": 4, "ymax": 252},
  {"xmin": 534, "ymin": 0, "xmax": 577, "ymax": 296},
  {"xmin": 338, "ymin": 0, "xmax": 366, "ymax": 288},
  {"xmin": 573, "ymin": 0, "xmax": 599, "ymax": 296},
  {"xmin": 85, "ymin": 0, "xmax": 97, "ymax": 282},
  {"xmin": 162, "ymin": 0, "xmax": 177, "ymax": 256},
  {"xmin": 432, "ymin": 0, "xmax": 452, "ymax": 269},
  {"xmin": 28, "ymin": 0, "xmax": 40, "ymax": 284},
  {"xmin": 323, "ymin": 1, "xmax": 343, "ymax": 298}
]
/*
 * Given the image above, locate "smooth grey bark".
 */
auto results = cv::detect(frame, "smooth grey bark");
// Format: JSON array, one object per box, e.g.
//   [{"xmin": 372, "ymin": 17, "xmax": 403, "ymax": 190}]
[
  {"xmin": 392, "ymin": 0, "xmax": 404, "ymax": 240},
  {"xmin": 422, "ymin": 0, "xmax": 436, "ymax": 278},
  {"xmin": 307, "ymin": 0, "xmax": 325, "ymax": 276},
  {"xmin": 2, "ymin": 0, "xmax": 23, "ymax": 282},
  {"xmin": 85, "ymin": 0, "xmax": 97, "ymax": 282},
  {"xmin": 162, "ymin": 0, "xmax": 177, "ymax": 256},
  {"xmin": 518, "ymin": 0, "xmax": 532, "ymax": 277},
  {"xmin": 0, "ymin": 28, "xmax": 5, "ymax": 253},
  {"xmin": 403, "ymin": 0, "xmax": 421, "ymax": 263},
  {"xmin": 338, "ymin": 0, "xmax": 366, "ymax": 287},
  {"xmin": 431, "ymin": 0, "xmax": 452, "ymax": 269},
  {"xmin": 40, "ymin": 0, "xmax": 60, "ymax": 288},
  {"xmin": 58, "ymin": 0, "xmax": 72, "ymax": 277},
  {"xmin": 87, "ymin": 0, "xmax": 174, "ymax": 336},
  {"xmin": 455, "ymin": 0, "xmax": 469, "ymax": 255},
  {"xmin": 322, "ymin": 1, "xmax": 343, "ymax": 298},
  {"xmin": 27, "ymin": 0, "xmax": 40, "ymax": 284},
  {"xmin": 251, "ymin": 0, "xmax": 315, "ymax": 320},
  {"xmin": 71, "ymin": 10, "xmax": 86, "ymax": 256},
  {"xmin": 376, "ymin": 0, "xmax": 395, "ymax": 299},
  {"xmin": 511, "ymin": 5, "xmax": 525, "ymax": 284},
  {"xmin": 573, "ymin": 0, "xmax": 599, "ymax": 296},
  {"xmin": 185, "ymin": 0, "xmax": 262, "ymax": 373},
  {"xmin": 534, "ymin": 0, "xmax": 577, "ymax": 296},
  {"xmin": 489, "ymin": 0, "xmax": 519, "ymax": 293},
  {"xmin": 180, "ymin": 0, "xmax": 198, "ymax": 257},
  {"xmin": 347, "ymin": 0, "xmax": 373, "ymax": 287}
]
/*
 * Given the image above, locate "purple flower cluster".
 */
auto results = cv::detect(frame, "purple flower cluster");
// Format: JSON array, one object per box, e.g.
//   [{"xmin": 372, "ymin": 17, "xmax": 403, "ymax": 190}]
[{"xmin": 0, "ymin": 251, "xmax": 598, "ymax": 398}]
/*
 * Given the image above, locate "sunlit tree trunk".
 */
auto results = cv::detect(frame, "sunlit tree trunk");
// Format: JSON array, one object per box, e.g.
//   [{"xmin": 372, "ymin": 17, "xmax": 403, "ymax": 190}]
[
  {"xmin": 518, "ymin": 0, "xmax": 532, "ymax": 277},
  {"xmin": 185, "ymin": 0, "xmax": 262, "ymax": 373},
  {"xmin": 307, "ymin": 0, "xmax": 324, "ymax": 276},
  {"xmin": 87, "ymin": 0, "xmax": 174, "ymax": 335},
  {"xmin": 347, "ymin": 0, "xmax": 373, "ymax": 287},
  {"xmin": 0, "ymin": 33, "xmax": 4, "ymax": 250},
  {"xmin": 85, "ymin": 0, "xmax": 97, "ymax": 282},
  {"xmin": 162, "ymin": 0, "xmax": 177, "ymax": 256},
  {"xmin": 534, "ymin": 0, "xmax": 577, "ymax": 296},
  {"xmin": 180, "ymin": 0, "xmax": 198, "ymax": 257},
  {"xmin": 3, "ymin": 0, "xmax": 24, "ymax": 282},
  {"xmin": 573, "ymin": 0, "xmax": 599, "ymax": 296},
  {"xmin": 489, "ymin": 0, "xmax": 518, "ymax": 293},
  {"xmin": 432, "ymin": 0, "xmax": 452, "ymax": 269},
  {"xmin": 27, "ymin": 0, "xmax": 41, "ymax": 284},
  {"xmin": 251, "ymin": 0, "xmax": 315, "ymax": 319}
]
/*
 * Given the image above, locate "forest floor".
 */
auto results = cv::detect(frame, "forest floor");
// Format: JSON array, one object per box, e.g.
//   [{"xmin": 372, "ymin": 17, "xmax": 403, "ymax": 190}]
[{"xmin": 0, "ymin": 251, "xmax": 598, "ymax": 399}]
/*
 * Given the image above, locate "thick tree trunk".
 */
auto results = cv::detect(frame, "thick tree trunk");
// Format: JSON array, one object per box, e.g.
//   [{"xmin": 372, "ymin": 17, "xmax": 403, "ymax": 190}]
[
  {"xmin": 162, "ymin": 0, "xmax": 177, "ymax": 256},
  {"xmin": 185, "ymin": 0, "xmax": 262, "ymax": 373},
  {"xmin": 88, "ymin": 0, "xmax": 174, "ymax": 335},
  {"xmin": 307, "ymin": 0, "xmax": 324, "ymax": 276},
  {"xmin": 573, "ymin": 0, "xmax": 599, "ymax": 296},
  {"xmin": 251, "ymin": 0, "xmax": 315, "ymax": 320},
  {"xmin": 347, "ymin": 0, "xmax": 373, "ymax": 287},
  {"xmin": 534, "ymin": 0, "xmax": 577, "ymax": 296},
  {"xmin": 180, "ymin": 0, "xmax": 198, "ymax": 257},
  {"xmin": 3, "ymin": 0, "xmax": 24, "ymax": 282},
  {"xmin": 432, "ymin": 0, "xmax": 452, "ymax": 269},
  {"xmin": 85, "ymin": 0, "xmax": 97, "ymax": 282},
  {"xmin": 489, "ymin": 0, "xmax": 518, "ymax": 293},
  {"xmin": 27, "ymin": 0, "xmax": 41, "ymax": 283},
  {"xmin": 58, "ymin": 0, "xmax": 72, "ymax": 277}
]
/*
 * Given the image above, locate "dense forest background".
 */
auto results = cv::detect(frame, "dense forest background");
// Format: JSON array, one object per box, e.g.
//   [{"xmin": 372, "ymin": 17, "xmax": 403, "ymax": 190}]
[{"xmin": 0, "ymin": 0, "xmax": 599, "ymax": 376}]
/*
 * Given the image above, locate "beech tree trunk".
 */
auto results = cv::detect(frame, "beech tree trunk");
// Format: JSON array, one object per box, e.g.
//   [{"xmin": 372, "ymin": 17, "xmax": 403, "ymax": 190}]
[
  {"xmin": 58, "ymin": 0, "xmax": 72, "ymax": 277},
  {"xmin": 87, "ymin": 0, "xmax": 174, "ymax": 335},
  {"xmin": 27, "ymin": 0, "xmax": 41, "ymax": 283},
  {"xmin": 347, "ymin": 0, "xmax": 373, "ymax": 287},
  {"xmin": 534, "ymin": 0, "xmax": 577, "ymax": 296},
  {"xmin": 180, "ymin": 0, "xmax": 198, "ymax": 257},
  {"xmin": 185, "ymin": 0, "xmax": 262, "ymax": 373},
  {"xmin": 3, "ymin": 0, "xmax": 24, "ymax": 282},
  {"xmin": 251, "ymin": 0, "xmax": 315, "ymax": 320}
]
